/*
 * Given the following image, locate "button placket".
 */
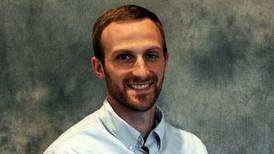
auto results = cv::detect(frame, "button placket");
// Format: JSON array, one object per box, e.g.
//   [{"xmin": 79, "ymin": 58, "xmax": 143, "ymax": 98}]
[{"xmin": 137, "ymin": 136, "xmax": 144, "ymax": 146}]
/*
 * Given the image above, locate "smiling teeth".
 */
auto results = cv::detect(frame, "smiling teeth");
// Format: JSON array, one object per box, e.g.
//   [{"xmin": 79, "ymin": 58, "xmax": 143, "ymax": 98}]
[{"xmin": 131, "ymin": 84, "xmax": 149, "ymax": 89}]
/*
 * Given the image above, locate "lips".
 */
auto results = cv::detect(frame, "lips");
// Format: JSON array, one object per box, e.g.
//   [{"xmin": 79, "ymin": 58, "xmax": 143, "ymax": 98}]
[
  {"xmin": 129, "ymin": 83, "xmax": 150, "ymax": 89},
  {"xmin": 127, "ymin": 82, "xmax": 153, "ymax": 90}
]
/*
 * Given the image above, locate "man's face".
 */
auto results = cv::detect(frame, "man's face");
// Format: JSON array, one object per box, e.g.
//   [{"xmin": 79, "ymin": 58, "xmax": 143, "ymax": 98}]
[{"xmin": 99, "ymin": 18, "xmax": 168, "ymax": 112}]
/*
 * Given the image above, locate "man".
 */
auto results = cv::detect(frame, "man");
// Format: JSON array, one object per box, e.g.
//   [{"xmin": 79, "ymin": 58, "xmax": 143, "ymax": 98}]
[{"xmin": 44, "ymin": 5, "xmax": 207, "ymax": 154}]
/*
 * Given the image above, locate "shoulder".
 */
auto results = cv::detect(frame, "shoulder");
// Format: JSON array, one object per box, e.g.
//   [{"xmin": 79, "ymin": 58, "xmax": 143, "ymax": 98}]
[
  {"xmin": 44, "ymin": 110, "xmax": 102, "ymax": 154},
  {"xmin": 164, "ymin": 123, "xmax": 208, "ymax": 154}
]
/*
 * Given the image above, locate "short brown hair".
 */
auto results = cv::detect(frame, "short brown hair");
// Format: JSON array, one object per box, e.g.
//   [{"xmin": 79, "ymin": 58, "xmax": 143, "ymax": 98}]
[{"xmin": 92, "ymin": 5, "xmax": 167, "ymax": 63}]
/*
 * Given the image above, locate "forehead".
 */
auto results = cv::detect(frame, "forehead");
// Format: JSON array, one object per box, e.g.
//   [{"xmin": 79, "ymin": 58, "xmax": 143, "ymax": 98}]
[{"xmin": 101, "ymin": 18, "xmax": 162, "ymax": 53}]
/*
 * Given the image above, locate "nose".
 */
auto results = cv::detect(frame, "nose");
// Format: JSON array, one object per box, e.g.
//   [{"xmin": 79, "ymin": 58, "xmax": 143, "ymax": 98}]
[{"xmin": 132, "ymin": 57, "xmax": 150, "ymax": 79}]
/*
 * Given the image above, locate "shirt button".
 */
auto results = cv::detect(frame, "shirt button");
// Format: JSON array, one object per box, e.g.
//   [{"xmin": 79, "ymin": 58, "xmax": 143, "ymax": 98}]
[{"xmin": 137, "ymin": 137, "xmax": 143, "ymax": 144}]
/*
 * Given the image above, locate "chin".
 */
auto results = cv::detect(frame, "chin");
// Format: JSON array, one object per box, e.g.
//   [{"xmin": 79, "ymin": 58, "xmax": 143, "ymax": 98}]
[{"xmin": 126, "ymin": 94, "xmax": 156, "ymax": 112}]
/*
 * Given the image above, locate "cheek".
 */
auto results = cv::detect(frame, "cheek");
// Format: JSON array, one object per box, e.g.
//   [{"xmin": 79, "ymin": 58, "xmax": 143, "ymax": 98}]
[
  {"xmin": 105, "ymin": 68, "xmax": 129, "ymax": 85},
  {"xmin": 152, "ymin": 63, "xmax": 166, "ymax": 76}
]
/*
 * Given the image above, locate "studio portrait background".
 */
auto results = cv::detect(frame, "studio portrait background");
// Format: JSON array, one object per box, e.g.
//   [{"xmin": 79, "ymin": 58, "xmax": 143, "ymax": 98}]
[{"xmin": 0, "ymin": 0, "xmax": 273, "ymax": 153}]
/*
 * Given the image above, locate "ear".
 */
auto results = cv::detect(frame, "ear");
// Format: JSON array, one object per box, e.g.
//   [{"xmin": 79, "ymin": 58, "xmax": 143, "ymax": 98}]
[
  {"xmin": 91, "ymin": 56, "xmax": 105, "ymax": 79},
  {"xmin": 164, "ymin": 52, "xmax": 169, "ymax": 61}
]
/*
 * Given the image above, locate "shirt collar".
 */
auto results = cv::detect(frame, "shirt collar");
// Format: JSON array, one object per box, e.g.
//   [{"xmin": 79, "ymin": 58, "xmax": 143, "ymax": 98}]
[
  {"xmin": 99, "ymin": 99, "xmax": 166, "ymax": 151},
  {"xmin": 150, "ymin": 106, "xmax": 166, "ymax": 149}
]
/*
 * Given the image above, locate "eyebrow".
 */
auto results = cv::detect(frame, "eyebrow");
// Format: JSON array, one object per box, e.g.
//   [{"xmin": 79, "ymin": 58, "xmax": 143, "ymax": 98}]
[
  {"xmin": 111, "ymin": 50, "xmax": 133, "ymax": 58},
  {"xmin": 146, "ymin": 47, "xmax": 162, "ymax": 52},
  {"xmin": 112, "ymin": 46, "xmax": 162, "ymax": 54}
]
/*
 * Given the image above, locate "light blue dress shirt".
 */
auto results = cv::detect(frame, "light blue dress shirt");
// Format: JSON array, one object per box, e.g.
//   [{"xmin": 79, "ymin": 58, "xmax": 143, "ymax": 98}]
[{"xmin": 44, "ymin": 99, "xmax": 208, "ymax": 154}]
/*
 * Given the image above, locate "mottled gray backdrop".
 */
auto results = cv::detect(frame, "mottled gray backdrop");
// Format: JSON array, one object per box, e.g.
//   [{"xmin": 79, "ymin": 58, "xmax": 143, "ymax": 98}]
[{"xmin": 0, "ymin": 0, "xmax": 273, "ymax": 153}]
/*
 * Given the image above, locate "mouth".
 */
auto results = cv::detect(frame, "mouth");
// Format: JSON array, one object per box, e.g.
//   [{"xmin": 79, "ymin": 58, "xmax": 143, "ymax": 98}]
[{"xmin": 127, "ymin": 82, "xmax": 153, "ymax": 90}]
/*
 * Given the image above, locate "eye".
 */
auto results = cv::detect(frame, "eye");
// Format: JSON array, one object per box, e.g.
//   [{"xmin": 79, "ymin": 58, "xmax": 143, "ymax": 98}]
[
  {"xmin": 116, "ymin": 53, "xmax": 133, "ymax": 61},
  {"xmin": 145, "ymin": 52, "xmax": 159, "ymax": 60}
]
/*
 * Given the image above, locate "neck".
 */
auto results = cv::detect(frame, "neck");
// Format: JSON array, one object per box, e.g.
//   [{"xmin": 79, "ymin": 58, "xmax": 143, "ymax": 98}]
[{"xmin": 107, "ymin": 97, "xmax": 156, "ymax": 138}]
